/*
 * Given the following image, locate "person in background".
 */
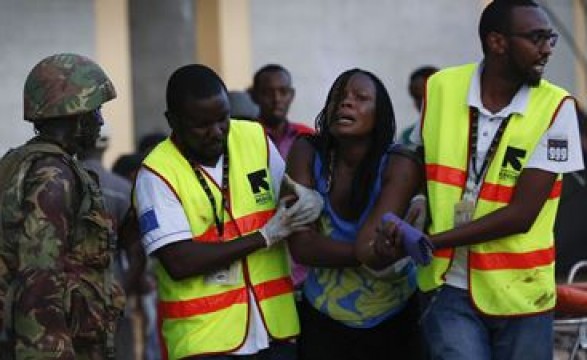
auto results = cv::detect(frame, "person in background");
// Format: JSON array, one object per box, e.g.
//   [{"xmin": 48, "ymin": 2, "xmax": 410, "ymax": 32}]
[
  {"xmin": 134, "ymin": 63, "xmax": 323, "ymax": 359},
  {"xmin": 79, "ymin": 126, "xmax": 149, "ymax": 360},
  {"xmin": 554, "ymin": 105, "xmax": 587, "ymax": 280},
  {"xmin": 251, "ymin": 64, "xmax": 314, "ymax": 158},
  {"xmin": 0, "ymin": 53, "xmax": 125, "ymax": 359},
  {"xmin": 111, "ymin": 131, "xmax": 167, "ymax": 360},
  {"xmin": 112, "ymin": 132, "xmax": 167, "ymax": 182},
  {"xmin": 250, "ymin": 64, "xmax": 315, "ymax": 359},
  {"xmin": 80, "ymin": 124, "xmax": 132, "ymax": 234},
  {"xmin": 107, "ymin": 130, "xmax": 167, "ymax": 360},
  {"xmin": 404, "ymin": 1, "xmax": 584, "ymax": 359},
  {"xmin": 399, "ymin": 65, "xmax": 438, "ymax": 146},
  {"xmin": 286, "ymin": 68, "xmax": 424, "ymax": 360}
]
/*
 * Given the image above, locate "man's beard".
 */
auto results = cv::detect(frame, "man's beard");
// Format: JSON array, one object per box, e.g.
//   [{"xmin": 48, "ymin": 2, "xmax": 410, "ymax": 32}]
[
  {"xmin": 524, "ymin": 70, "xmax": 541, "ymax": 87},
  {"xmin": 507, "ymin": 54, "xmax": 542, "ymax": 88}
]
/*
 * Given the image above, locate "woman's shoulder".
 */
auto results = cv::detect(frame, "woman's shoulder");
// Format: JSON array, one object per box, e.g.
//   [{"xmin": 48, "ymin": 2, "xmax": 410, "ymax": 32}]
[
  {"xmin": 386, "ymin": 143, "xmax": 423, "ymax": 166},
  {"xmin": 289, "ymin": 134, "xmax": 320, "ymax": 160}
]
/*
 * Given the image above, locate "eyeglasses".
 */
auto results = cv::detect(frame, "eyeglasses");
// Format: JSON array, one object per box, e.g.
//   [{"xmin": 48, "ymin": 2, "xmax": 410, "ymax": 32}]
[{"xmin": 508, "ymin": 30, "xmax": 559, "ymax": 48}]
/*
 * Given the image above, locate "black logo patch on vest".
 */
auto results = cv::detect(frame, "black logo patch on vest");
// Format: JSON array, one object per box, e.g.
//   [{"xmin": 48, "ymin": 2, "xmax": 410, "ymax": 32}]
[
  {"xmin": 247, "ymin": 169, "xmax": 273, "ymax": 205},
  {"xmin": 499, "ymin": 146, "xmax": 526, "ymax": 182},
  {"xmin": 502, "ymin": 146, "xmax": 526, "ymax": 171}
]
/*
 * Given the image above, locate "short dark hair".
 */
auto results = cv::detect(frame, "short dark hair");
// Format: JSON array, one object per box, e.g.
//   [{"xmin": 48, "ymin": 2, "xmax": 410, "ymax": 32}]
[
  {"xmin": 166, "ymin": 64, "xmax": 227, "ymax": 114},
  {"xmin": 252, "ymin": 64, "xmax": 291, "ymax": 90},
  {"xmin": 409, "ymin": 66, "xmax": 439, "ymax": 83},
  {"xmin": 479, "ymin": 0, "xmax": 539, "ymax": 54},
  {"xmin": 138, "ymin": 132, "xmax": 167, "ymax": 154}
]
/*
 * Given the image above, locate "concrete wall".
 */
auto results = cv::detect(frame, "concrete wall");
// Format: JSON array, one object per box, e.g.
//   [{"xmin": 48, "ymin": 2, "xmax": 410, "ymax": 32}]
[
  {"xmin": 250, "ymin": 0, "xmax": 484, "ymax": 134},
  {"xmin": 249, "ymin": 0, "xmax": 584, "ymax": 136},
  {"xmin": 129, "ymin": 0, "xmax": 195, "ymax": 144},
  {"xmin": 0, "ymin": 0, "xmax": 584, "ymax": 156},
  {"xmin": 542, "ymin": 1, "xmax": 581, "ymax": 103},
  {"xmin": 0, "ymin": 0, "xmax": 94, "ymax": 156},
  {"xmin": 95, "ymin": 0, "xmax": 134, "ymax": 167}
]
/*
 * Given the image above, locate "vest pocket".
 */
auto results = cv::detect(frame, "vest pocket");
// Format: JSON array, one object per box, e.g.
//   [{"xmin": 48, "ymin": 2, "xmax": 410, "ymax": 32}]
[
  {"xmin": 73, "ymin": 212, "xmax": 113, "ymax": 269},
  {"xmin": 65, "ymin": 274, "xmax": 125, "ymax": 343}
]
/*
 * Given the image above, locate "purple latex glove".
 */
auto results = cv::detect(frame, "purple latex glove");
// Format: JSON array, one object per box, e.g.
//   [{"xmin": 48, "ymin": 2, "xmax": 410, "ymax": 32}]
[{"xmin": 382, "ymin": 212, "xmax": 434, "ymax": 266}]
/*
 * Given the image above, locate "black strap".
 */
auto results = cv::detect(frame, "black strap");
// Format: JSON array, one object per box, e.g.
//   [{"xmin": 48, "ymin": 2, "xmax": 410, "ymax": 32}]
[
  {"xmin": 192, "ymin": 143, "xmax": 230, "ymax": 239},
  {"xmin": 469, "ymin": 107, "xmax": 511, "ymax": 187}
]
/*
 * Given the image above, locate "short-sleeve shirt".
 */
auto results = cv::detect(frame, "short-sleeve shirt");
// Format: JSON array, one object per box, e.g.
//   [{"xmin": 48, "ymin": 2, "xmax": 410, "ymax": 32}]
[
  {"xmin": 410, "ymin": 63, "xmax": 584, "ymax": 289},
  {"xmin": 264, "ymin": 121, "xmax": 314, "ymax": 159},
  {"xmin": 136, "ymin": 139, "xmax": 284, "ymax": 255},
  {"xmin": 134, "ymin": 138, "xmax": 284, "ymax": 355}
]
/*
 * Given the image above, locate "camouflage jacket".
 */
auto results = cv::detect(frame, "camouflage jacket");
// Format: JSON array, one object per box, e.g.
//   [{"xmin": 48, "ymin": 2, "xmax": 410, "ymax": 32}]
[{"xmin": 0, "ymin": 138, "xmax": 125, "ymax": 359}]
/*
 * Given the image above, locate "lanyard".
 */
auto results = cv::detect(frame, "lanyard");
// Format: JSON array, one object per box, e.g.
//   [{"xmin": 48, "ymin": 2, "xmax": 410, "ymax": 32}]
[
  {"xmin": 192, "ymin": 144, "xmax": 230, "ymax": 239},
  {"xmin": 468, "ymin": 107, "xmax": 511, "ymax": 188}
]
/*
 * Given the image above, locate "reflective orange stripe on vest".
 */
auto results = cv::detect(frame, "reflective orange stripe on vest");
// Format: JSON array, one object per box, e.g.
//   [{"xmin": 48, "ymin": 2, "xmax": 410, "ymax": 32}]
[
  {"xmin": 434, "ymin": 248, "xmax": 453, "ymax": 259},
  {"xmin": 159, "ymin": 276, "xmax": 293, "ymax": 319},
  {"xmin": 469, "ymin": 247, "xmax": 554, "ymax": 271},
  {"xmin": 426, "ymin": 164, "xmax": 466, "ymax": 188},
  {"xmin": 425, "ymin": 164, "xmax": 562, "ymax": 202},
  {"xmin": 196, "ymin": 209, "xmax": 275, "ymax": 242},
  {"xmin": 479, "ymin": 180, "xmax": 562, "ymax": 203}
]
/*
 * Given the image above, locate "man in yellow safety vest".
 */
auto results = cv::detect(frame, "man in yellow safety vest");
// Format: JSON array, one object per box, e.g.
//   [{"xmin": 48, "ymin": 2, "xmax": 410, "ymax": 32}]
[
  {"xmin": 403, "ymin": 1, "xmax": 583, "ymax": 359},
  {"xmin": 134, "ymin": 64, "xmax": 323, "ymax": 359}
]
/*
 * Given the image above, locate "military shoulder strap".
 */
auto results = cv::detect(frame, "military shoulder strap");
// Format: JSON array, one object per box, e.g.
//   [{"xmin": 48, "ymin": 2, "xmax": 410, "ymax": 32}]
[{"xmin": 0, "ymin": 142, "xmax": 68, "ymax": 240}]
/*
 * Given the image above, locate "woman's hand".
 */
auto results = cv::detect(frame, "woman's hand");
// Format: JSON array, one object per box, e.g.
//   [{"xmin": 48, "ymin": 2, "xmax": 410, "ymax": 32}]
[{"xmin": 369, "ymin": 219, "xmax": 405, "ymax": 266}]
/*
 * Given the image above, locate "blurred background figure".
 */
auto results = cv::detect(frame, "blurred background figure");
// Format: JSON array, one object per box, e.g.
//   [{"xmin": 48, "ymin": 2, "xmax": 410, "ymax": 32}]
[
  {"xmin": 80, "ymin": 124, "xmax": 132, "ymax": 228},
  {"xmin": 250, "ymin": 65, "xmax": 314, "ymax": 360},
  {"xmin": 110, "ymin": 131, "xmax": 167, "ymax": 360},
  {"xmin": 399, "ymin": 65, "xmax": 439, "ymax": 145},
  {"xmin": 79, "ymin": 124, "xmax": 151, "ymax": 360},
  {"xmin": 251, "ymin": 64, "xmax": 314, "ymax": 157},
  {"xmin": 112, "ymin": 131, "xmax": 167, "ymax": 182},
  {"xmin": 228, "ymin": 89, "xmax": 259, "ymax": 120},
  {"xmin": 555, "ymin": 105, "xmax": 587, "ymax": 280}
]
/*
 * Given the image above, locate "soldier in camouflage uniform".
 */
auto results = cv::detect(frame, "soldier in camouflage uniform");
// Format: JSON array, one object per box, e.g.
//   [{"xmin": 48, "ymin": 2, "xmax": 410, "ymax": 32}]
[{"xmin": 0, "ymin": 53, "xmax": 125, "ymax": 359}]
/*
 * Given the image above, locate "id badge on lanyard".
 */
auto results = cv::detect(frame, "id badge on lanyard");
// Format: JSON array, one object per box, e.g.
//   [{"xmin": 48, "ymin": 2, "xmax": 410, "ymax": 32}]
[
  {"xmin": 454, "ymin": 200, "xmax": 475, "ymax": 227},
  {"xmin": 454, "ymin": 179, "xmax": 478, "ymax": 227},
  {"xmin": 454, "ymin": 108, "xmax": 510, "ymax": 228}
]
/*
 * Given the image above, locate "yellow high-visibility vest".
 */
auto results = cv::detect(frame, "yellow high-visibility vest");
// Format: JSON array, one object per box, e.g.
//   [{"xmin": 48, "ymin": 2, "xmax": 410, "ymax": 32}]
[
  {"xmin": 143, "ymin": 120, "xmax": 298, "ymax": 359},
  {"xmin": 418, "ymin": 64, "xmax": 571, "ymax": 316}
]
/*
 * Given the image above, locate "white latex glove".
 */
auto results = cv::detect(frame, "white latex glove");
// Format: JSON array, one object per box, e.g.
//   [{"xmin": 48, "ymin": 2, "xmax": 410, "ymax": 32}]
[
  {"xmin": 259, "ymin": 199, "xmax": 304, "ymax": 247},
  {"xmin": 404, "ymin": 194, "xmax": 427, "ymax": 231},
  {"xmin": 283, "ymin": 174, "xmax": 324, "ymax": 226}
]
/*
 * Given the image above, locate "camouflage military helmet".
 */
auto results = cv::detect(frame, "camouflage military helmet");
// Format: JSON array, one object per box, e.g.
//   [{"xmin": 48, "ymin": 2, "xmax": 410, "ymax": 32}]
[{"xmin": 23, "ymin": 53, "xmax": 116, "ymax": 121}]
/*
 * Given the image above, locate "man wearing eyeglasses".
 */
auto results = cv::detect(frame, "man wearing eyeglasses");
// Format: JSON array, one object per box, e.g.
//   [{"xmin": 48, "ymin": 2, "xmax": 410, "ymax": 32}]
[{"xmin": 407, "ymin": 1, "xmax": 583, "ymax": 359}]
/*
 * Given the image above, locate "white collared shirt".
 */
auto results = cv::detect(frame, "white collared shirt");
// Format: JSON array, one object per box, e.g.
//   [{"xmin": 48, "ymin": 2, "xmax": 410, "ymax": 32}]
[
  {"xmin": 135, "ymin": 138, "xmax": 285, "ymax": 354},
  {"xmin": 410, "ymin": 63, "xmax": 584, "ymax": 289}
]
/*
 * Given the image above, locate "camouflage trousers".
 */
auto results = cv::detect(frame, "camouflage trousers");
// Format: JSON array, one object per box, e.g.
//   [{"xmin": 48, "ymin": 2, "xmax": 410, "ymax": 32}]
[
  {"xmin": 8, "ymin": 343, "xmax": 108, "ymax": 360},
  {"xmin": 2, "ymin": 273, "xmax": 117, "ymax": 360}
]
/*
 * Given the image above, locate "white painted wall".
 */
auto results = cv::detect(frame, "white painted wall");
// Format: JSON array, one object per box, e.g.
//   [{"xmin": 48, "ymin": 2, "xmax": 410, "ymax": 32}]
[
  {"xmin": 250, "ymin": 0, "xmax": 580, "ymax": 137},
  {"xmin": 0, "ymin": 0, "xmax": 94, "ymax": 156},
  {"xmin": 250, "ymin": 0, "xmax": 483, "ymax": 135},
  {"xmin": 0, "ymin": 0, "xmax": 581, "ymax": 156}
]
